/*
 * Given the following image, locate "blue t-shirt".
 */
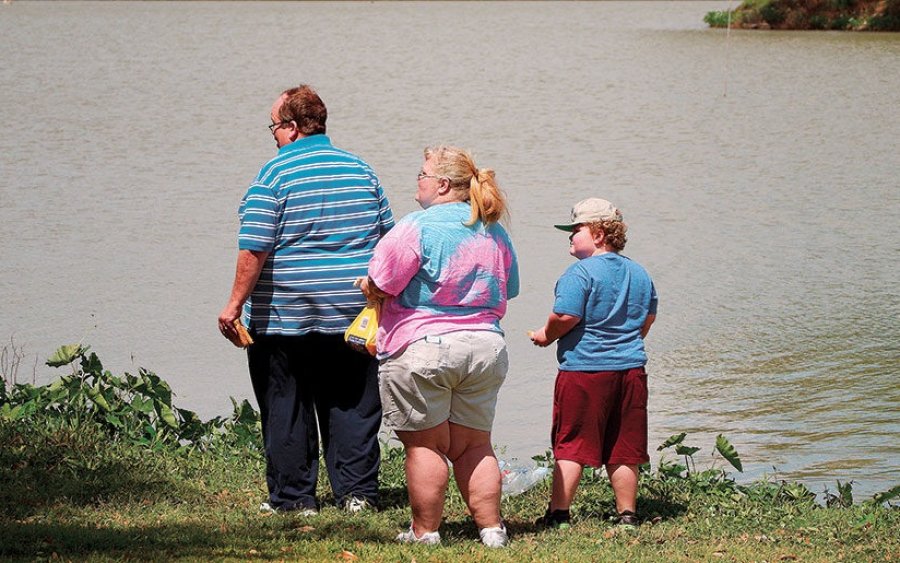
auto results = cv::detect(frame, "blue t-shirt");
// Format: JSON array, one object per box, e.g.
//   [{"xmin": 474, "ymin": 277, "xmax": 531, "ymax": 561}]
[{"xmin": 553, "ymin": 252, "xmax": 658, "ymax": 371}]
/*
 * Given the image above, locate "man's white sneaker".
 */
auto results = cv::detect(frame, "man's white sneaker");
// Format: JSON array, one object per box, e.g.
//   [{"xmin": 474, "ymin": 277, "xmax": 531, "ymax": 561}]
[
  {"xmin": 344, "ymin": 497, "xmax": 372, "ymax": 513},
  {"xmin": 479, "ymin": 523, "xmax": 509, "ymax": 548},
  {"xmin": 396, "ymin": 525, "xmax": 441, "ymax": 545},
  {"xmin": 259, "ymin": 502, "xmax": 317, "ymax": 516}
]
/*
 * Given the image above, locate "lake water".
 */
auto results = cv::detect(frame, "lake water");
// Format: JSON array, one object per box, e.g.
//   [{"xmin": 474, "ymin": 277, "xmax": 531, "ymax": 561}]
[{"xmin": 2, "ymin": 1, "xmax": 897, "ymax": 499}]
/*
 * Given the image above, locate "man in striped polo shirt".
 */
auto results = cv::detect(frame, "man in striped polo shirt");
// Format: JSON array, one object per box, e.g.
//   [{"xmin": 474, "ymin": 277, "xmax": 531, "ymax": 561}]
[{"xmin": 218, "ymin": 85, "xmax": 394, "ymax": 514}]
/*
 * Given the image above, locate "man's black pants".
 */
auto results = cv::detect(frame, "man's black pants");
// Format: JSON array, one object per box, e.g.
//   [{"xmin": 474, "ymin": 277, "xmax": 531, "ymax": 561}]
[{"xmin": 247, "ymin": 333, "xmax": 381, "ymax": 511}]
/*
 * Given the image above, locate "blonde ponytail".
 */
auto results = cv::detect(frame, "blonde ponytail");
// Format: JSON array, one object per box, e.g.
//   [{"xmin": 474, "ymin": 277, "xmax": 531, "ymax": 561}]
[
  {"xmin": 423, "ymin": 146, "xmax": 509, "ymax": 226},
  {"xmin": 466, "ymin": 168, "xmax": 506, "ymax": 226}
]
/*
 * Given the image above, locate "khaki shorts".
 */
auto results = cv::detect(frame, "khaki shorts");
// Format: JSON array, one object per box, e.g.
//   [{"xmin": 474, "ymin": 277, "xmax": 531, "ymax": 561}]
[{"xmin": 378, "ymin": 331, "xmax": 508, "ymax": 432}]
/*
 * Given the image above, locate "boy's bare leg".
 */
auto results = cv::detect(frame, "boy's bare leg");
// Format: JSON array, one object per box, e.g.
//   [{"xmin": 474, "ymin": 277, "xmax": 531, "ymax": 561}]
[
  {"xmin": 607, "ymin": 463, "xmax": 638, "ymax": 513},
  {"xmin": 550, "ymin": 459, "xmax": 583, "ymax": 510}
]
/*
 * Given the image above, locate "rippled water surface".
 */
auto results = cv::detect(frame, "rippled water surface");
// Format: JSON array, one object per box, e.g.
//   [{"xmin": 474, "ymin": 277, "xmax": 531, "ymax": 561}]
[{"xmin": 2, "ymin": 1, "xmax": 897, "ymax": 497}]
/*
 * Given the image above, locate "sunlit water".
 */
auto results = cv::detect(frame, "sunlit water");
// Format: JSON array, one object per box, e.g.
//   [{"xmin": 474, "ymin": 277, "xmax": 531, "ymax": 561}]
[{"xmin": 2, "ymin": 1, "xmax": 897, "ymax": 499}]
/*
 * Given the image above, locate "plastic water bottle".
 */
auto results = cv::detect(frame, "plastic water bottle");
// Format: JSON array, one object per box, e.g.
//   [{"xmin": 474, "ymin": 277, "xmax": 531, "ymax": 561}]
[{"xmin": 499, "ymin": 460, "xmax": 551, "ymax": 496}]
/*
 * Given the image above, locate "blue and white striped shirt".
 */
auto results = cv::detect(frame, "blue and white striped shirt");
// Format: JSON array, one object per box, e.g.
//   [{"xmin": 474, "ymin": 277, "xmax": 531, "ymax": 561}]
[{"xmin": 238, "ymin": 134, "xmax": 394, "ymax": 335}]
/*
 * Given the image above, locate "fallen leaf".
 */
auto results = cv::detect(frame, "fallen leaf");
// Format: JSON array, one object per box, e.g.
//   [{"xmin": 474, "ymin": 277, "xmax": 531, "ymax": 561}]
[
  {"xmin": 248, "ymin": 549, "xmax": 259, "ymax": 555},
  {"xmin": 780, "ymin": 556, "xmax": 798, "ymax": 561},
  {"xmin": 339, "ymin": 550, "xmax": 358, "ymax": 561},
  {"xmin": 713, "ymin": 551, "xmax": 726, "ymax": 557},
  {"xmin": 297, "ymin": 525, "xmax": 315, "ymax": 533}
]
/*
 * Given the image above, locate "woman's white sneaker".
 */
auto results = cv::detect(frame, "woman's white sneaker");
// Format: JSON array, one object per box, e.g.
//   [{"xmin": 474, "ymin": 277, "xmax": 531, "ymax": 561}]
[
  {"xmin": 396, "ymin": 525, "xmax": 441, "ymax": 545},
  {"xmin": 479, "ymin": 523, "xmax": 509, "ymax": 548}
]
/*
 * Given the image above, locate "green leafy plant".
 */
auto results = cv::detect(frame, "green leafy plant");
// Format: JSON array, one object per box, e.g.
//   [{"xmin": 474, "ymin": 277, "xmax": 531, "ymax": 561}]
[
  {"xmin": 825, "ymin": 480, "xmax": 854, "ymax": 508},
  {"xmin": 714, "ymin": 434, "xmax": 744, "ymax": 472},
  {"xmin": 704, "ymin": 10, "xmax": 735, "ymax": 27},
  {"xmin": 0, "ymin": 344, "xmax": 261, "ymax": 453},
  {"xmin": 867, "ymin": 484, "xmax": 900, "ymax": 507}
]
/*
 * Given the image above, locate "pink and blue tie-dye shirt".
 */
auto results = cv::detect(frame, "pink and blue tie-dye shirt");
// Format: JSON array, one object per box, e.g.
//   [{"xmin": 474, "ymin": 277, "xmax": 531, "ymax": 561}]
[{"xmin": 367, "ymin": 202, "xmax": 519, "ymax": 359}]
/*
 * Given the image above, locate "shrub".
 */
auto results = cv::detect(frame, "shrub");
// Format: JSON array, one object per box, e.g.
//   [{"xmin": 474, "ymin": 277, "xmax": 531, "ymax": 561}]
[
  {"xmin": 0, "ymin": 344, "xmax": 261, "ymax": 454},
  {"xmin": 704, "ymin": 10, "xmax": 734, "ymax": 28},
  {"xmin": 760, "ymin": 2, "xmax": 788, "ymax": 25}
]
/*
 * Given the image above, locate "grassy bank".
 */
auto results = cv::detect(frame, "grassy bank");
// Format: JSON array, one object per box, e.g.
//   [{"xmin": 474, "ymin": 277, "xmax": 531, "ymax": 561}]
[
  {"xmin": 1, "ymin": 345, "xmax": 898, "ymax": 561},
  {"xmin": 705, "ymin": 0, "xmax": 900, "ymax": 30}
]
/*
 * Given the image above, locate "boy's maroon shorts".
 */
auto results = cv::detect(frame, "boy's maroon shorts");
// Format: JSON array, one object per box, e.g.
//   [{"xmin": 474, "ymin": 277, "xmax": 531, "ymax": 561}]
[{"xmin": 551, "ymin": 367, "xmax": 649, "ymax": 467}]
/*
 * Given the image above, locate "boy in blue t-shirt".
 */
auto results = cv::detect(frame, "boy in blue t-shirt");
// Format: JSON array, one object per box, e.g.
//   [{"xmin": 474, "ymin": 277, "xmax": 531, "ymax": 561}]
[{"xmin": 530, "ymin": 198, "xmax": 658, "ymax": 528}]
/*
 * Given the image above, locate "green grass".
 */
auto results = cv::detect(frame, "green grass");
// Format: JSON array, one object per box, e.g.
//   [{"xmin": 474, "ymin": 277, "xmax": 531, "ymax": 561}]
[
  {"xmin": 2, "ymin": 345, "xmax": 898, "ymax": 561},
  {"xmin": 1, "ymin": 419, "xmax": 898, "ymax": 562}
]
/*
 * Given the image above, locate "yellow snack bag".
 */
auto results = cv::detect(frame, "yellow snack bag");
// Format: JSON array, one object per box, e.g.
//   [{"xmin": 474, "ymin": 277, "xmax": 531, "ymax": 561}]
[{"xmin": 344, "ymin": 303, "xmax": 379, "ymax": 356}]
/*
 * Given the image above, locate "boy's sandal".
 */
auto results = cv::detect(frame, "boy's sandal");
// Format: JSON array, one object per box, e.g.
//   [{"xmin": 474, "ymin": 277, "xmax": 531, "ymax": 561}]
[{"xmin": 616, "ymin": 510, "xmax": 640, "ymax": 527}]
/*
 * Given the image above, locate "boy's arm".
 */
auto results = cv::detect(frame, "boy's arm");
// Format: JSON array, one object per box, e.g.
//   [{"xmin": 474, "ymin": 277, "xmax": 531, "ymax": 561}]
[
  {"xmin": 641, "ymin": 314, "xmax": 656, "ymax": 339},
  {"xmin": 530, "ymin": 313, "xmax": 581, "ymax": 347}
]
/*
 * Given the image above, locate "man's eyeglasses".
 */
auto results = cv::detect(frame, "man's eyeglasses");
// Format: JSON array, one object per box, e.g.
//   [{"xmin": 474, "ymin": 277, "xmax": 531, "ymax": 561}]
[{"xmin": 268, "ymin": 120, "xmax": 292, "ymax": 133}]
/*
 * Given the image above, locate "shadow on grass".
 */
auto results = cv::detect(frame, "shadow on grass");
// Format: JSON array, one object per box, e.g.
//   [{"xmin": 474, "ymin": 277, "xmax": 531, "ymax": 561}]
[
  {"xmin": 0, "ymin": 513, "xmax": 403, "ymax": 560},
  {"xmin": 640, "ymin": 496, "xmax": 689, "ymax": 521},
  {"xmin": 0, "ymin": 420, "xmax": 212, "ymax": 524},
  {"xmin": 376, "ymin": 485, "xmax": 409, "ymax": 511},
  {"xmin": 0, "ymin": 458, "xmax": 188, "ymax": 521}
]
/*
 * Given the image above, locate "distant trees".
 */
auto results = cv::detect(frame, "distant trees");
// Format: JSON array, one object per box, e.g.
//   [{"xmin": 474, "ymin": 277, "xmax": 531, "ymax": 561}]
[{"xmin": 705, "ymin": 0, "xmax": 900, "ymax": 31}]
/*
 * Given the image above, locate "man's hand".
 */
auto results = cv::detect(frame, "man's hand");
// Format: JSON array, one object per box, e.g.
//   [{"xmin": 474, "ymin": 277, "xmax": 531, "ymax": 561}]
[
  {"xmin": 218, "ymin": 304, "xmax": 244, "ymax": 347},
  {"xmin": 219, "ymin": 249, "xmax": 269, "ymax": 348}
]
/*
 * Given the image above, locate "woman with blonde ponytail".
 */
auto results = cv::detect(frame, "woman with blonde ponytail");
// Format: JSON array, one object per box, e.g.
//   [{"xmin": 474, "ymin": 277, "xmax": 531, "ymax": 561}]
[{"xmin": 360, "ymin": 146, "xmax": 518, "ymax": 548}]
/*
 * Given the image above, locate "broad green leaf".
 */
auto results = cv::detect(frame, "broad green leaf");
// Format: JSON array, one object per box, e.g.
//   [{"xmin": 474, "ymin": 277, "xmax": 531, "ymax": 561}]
[
  {"xmin": 781, "ymin": 482, "xmax": 814, "ymax": 501},
  {"xmin": 47, "ymin": 378, "xmax": 66, "ymax": 393},
  {"xmin": 46, "ymin": 344, "xmax": 88, "ymax": 367},
  {"xmin": 234, "ymin": 399, "xmax": 258, "ymax": 424},
  {"xmin": 657, "ymin": 432, "xmax": 687, "ymax": 451},
  {"xmin": 105, "ymin": 413, "xmax": 123, "ymax": 428},
  {"xmin": 715, "ymin": 434, "xmax": 743, "ymax": 472},
  {"xmin": 870, "ymin": 484, "xmax": 900, "ymax": 505},
  {"xmin": 0, "ymin": 403, "xmax": 20, "ymax": 420},
  {"xmin": 81, "ymin": 352, "xmax": 103, "ymax": 375},
  {"xmin": 675, "ymin": 445, "xmax": 701, "ymax": 457},
  {"xmin": 142, "ymin": 398, "xmax": 155, "ymax": 414},
  {"xmin": 837, "ymin": 480, "xmax": 854, "ymax": 507},
  {"xmin": 177, "ymin": 408, "xmax": 200, "ymax": 425},
  {"xmin": 87, "ymin": 384, "xmax": 111, "ymax": 412},
  {"xmin": 157, "ymin": 403, "xmax": 178, "ymax": 429},
  {"xmin": 656, "ymin": 432, "xmax": 687, "ymax": 452}
]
